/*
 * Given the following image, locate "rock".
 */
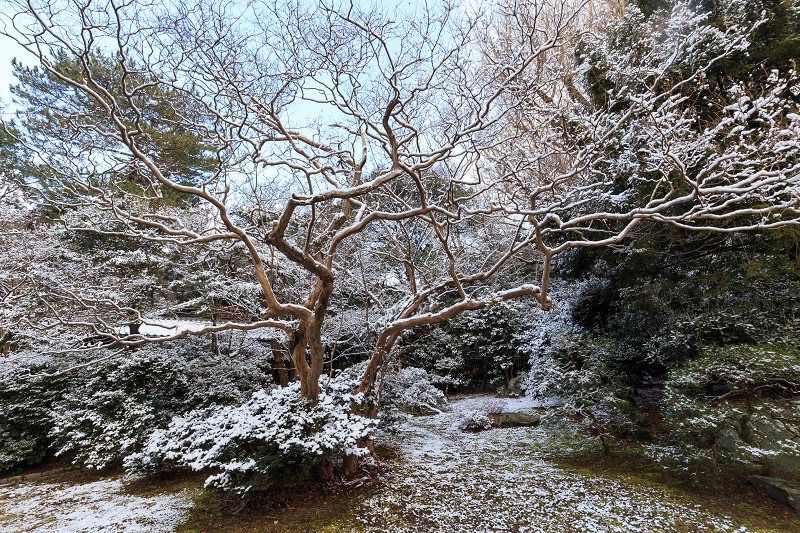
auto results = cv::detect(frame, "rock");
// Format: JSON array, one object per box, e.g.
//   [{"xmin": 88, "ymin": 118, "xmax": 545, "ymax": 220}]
[
  {"xmin": 717, "ymin": 424, "xmax": 747, "ymax": 454},
  {"xmin": 489, "ymin": 412, "xmax": 540, "ymax": 427},
  {"xmin": 496, "ymin": 378, "xmax": 524, "ymax": 398},
  {"xmin": 715, "ymin": 415, "xmax": 800, "ymax": 476},
  {"xmin": 750, "ymin": 475, "xmax": 800, "ymax": 511},
  {"xmin": 770, "ymin": 454, "xmax": 800, "ymax": 476},
  {"xmin": 744, "ymin": 415, "xmax": 800, "ymax": 475},
  {"xmin": 746, "ymin": 415, "xmax": 800, "ymax": 448},
  {"xmin": 716, "ymin": 423, "xmax": 763, "ymax": 465}
]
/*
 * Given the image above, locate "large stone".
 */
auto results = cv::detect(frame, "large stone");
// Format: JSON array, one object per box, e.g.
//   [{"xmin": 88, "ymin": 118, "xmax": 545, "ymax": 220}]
[
  {"xmin": 716, "ymin": 423, "xmax": 763, "ymax": 466},
  {"xmin": 744, "ymin": 415, "xmax": 800, "ymax": 475},
  {"xmin": 489, "ymin": 412, "xmax": 540, "ymax": 428},
  {"xmin": 746, "ymin": 415, "xmax": 800, "ymax": 448},
  {"xmin": 750, "ymin": 475, "xmax": 800, "ymax": 511},
  {"xmin": 497, "ymin": 378, "xmax": 524, "ymax": 398}
]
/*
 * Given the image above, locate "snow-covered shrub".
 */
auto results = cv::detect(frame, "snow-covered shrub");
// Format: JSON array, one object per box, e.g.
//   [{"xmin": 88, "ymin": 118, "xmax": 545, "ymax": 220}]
[
  {"xmin": 661, "ymin": 344, "xmax": 800, "ymax": 447},
  {"xmin": 398, "ymin": 300, "xmax": 539, "ymax": 392},
  {"xmin": 324, "ymin": 359, "xmax": 368, "ymax": 394},
  {"xmin": 452, "ymin": 303, "xmax": 532, "ymax": 388},
  {"xmin": 173, "ymin": 335, "xmax": 274, "ymax": 408},
  {"xmin": 381, "ymin": 366, "xmax": 447, "ymax": 416},
  {"xmin": 1, "ymin": 335, "xmax": 274, "ymax": 472},
  {"xmin": 398, "ymin": 328, "xmax": 469, "ymax": 393},
  {"xmin": 665, "ymin": 344, "xmax": 800, "ymax": 398},
  {"xmin": 640, "ymin": 443, "xmax": 717, "ymax": 481},
  {"xmin": 50, "ymin": 347, "xmax": 189, "ymax": 469},
  {"xmin": 0, "ymin": 356, "xmax": 66, "ymax": 472},
  {"xmin": 654, "ymin": 343, "xmax": 800, "ymax": 477},
  {"xmin": 126, "ymin": 382, "xmax": 376, "ymax": 495},
  {"xmin": 526, "ymin": 332, "xmax": 635, "ymax": 452},
  {"xmin": 456, "ymin": 399, "xmax": 506, "ymax": 431},
  {"xmin": 398, "ymin": 327, "xmax": 468, "ymax": 392}
]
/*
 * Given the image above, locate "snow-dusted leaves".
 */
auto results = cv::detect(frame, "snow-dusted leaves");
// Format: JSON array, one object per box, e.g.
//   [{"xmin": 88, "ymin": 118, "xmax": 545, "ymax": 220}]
[
  {"xmin": 126, "ymin": 382, "xmax": 376, "ymax": 495},
  {"xmin": 381, "ymin": 366, "xmax": 448, "ymax": 416}
]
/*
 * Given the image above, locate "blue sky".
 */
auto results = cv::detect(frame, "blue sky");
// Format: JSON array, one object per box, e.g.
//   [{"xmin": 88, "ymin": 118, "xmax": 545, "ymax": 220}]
[{"xmin": 0, "ymin": 36, "xmax": 32, "ymax": 113}]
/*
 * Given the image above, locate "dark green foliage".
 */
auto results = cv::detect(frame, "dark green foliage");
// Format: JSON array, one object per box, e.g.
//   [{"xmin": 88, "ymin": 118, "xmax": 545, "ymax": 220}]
[
  {"xmin": 0, "ymin": 121, "xmax": 24, "ymax": 190},
  {"xmin": 629, "ymin": 0, "xmax": 671, "ymax": 16},
  {"xmin": 399, "ymin": 325, "xmax": 468, "ymax": 391},
  {"xmin": 399, "ymin": 302, "xmax": 533, "ymax": 391},
  {"xmin": 560, "ymin": 227, "xmax": 800, "ymax": 377},
  {"xmin": 0, "ymin": 366, "xmax": 66, "ymax": 472},
  {"xmin": 655, "ymin": 344, "xmax": 800, "ymax": 478},
  {"xmin": 11, "ymin": 49, "xmax": 216, "ymax": 208},
  {"xmin": 570, "ymin": 279, "xmax": 617, "ymax": 330},
  {"xmin": 537, "ymin": 5, "xmax": 800, "ymax": 470},
  {"xmin": 0, "ymin": 335, "xmax": 273, "ymax": 473},
  {"xmin": 708, "ymin": 0, "xmax": 800, "ymax": 83},
  {"xmin": 584, "ymin": 0, "xmax": 800, "ymax": 123},
  {"xmin": 526, "ymin": 332, "xmax": 637, "ymax": 452},
  {"xmin": 667, "ymin": 343, "xmax": 800, "ymax": 398}
]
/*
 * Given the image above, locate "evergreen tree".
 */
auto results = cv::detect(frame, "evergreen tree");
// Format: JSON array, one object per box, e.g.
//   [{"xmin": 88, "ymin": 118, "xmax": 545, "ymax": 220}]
[
  {"xmin": 11, "ymin": 50, "xmax": 217, "ymax": 207},
  {"xmin": 602, "ymin": 0, "xmax": 800, "ymax": 104}
]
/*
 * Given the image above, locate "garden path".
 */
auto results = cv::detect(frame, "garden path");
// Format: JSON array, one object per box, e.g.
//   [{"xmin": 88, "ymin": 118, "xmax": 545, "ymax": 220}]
[{"xmin": 348, "ymin": 396, "xmax": 754, "ymax": 533}]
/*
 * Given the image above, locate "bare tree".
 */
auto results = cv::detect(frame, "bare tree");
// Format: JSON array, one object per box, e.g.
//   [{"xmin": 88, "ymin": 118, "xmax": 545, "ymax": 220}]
[{"xmin": 1, "ymin": 0, "xmax": 798, "ymax": 465}]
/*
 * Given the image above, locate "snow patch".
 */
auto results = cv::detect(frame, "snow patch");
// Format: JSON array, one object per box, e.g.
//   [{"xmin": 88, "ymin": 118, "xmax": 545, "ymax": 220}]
[{"xmin": 0, "ymin": 478, "xmax": 195, "ymax": 533}]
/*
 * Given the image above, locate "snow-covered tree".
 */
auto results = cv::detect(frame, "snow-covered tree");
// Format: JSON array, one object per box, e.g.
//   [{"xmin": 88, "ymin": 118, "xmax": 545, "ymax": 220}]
[{"xmin": 1, "ymin": 0, "xmax": 799, "ymax": 478}]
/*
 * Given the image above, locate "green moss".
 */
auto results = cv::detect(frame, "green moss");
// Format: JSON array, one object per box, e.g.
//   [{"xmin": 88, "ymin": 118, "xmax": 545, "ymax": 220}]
[{"xmin": 122, "ymin": 471, "xmax": 206, "ymax": 498}]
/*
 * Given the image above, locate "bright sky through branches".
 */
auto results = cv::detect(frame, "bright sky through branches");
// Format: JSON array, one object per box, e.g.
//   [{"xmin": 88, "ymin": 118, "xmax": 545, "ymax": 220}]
[{"xmin": 0, "ymin": 37, "xmax": 29, "ymax": 112}]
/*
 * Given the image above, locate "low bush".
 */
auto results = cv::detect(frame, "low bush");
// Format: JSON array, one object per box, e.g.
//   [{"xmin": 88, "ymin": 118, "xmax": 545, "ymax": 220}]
[
  {"xmin": 456, "ymin": 399, "xmax": 506, "ymax": 431},
  {"xmin": 125, "ymin": 382, "xmax": 376, "ymax": 495},
  {"xmin": 0, "ymin": 334, "xmax": 274, "ymax": 473},
  {"xmin": 398, "ymin": 301, "xmax": 538, "ymax": 392},
  {"xmin": 381, "ymin": 366, "xmax": 447, "ymax": 416}
]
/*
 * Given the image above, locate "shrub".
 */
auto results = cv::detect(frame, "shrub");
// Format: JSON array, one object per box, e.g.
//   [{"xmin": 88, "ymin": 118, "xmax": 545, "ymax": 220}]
[
  {"xmin": 1, "ymin": 334, "xmax": 274, "ymax": 472},
  {"xmin": 524, "ymin": 332, "xmax": 635, "ymax": 453},
  {"xmin": 0, "ymin": 358, "xmax": 65, "ymax": 472},
  {"xmin": 456, "ymin": 399, "xmax": 506, "ymax": 431},
  {"xmin": 125, "ymin": 382, "xmax": 376, "ymax": 495},
  {"xmin": 655, "ymin": 343, "xmax": 800, "ymax": 477},
  {"xmin": 398, "ymin": 300, "xmax": 540, "ymax": 392},
  {"xmin": 50, "ymin": 347, "xmax": 190, "ymax": 469},
  {"xmin": 397, "ymin": 327, "xmax": 468, "ymax": 392},
  {"xmin": 381, "ymin": 366, "xmax": 447, "ymax": 416},
  {"xmin": 664, "ymin": 343, "xmax": 800, "ymax": 398}
]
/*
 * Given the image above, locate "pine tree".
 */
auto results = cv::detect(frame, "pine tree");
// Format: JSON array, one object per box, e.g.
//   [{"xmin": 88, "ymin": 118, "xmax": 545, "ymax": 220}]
[{"xmin": 11, "ymin": 50, "xmax": 217, "ymax": 207}]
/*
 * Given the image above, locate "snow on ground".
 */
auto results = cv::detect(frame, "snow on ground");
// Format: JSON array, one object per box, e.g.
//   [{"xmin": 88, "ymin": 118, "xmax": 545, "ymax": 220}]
[
  {"xmin": 348, "ymin": 396, "xmax": 754, "ymax": 533},
  {"xmin": 0, "ymin": 396, "xmax": 766, "ymax": 533},
  {"xmin": 453, "ymin": 393, "xmax": 556, "ymax": 412},
  {"xmin": 0, "ymin": 478, "xmax": 195, "ymax": 533}
]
